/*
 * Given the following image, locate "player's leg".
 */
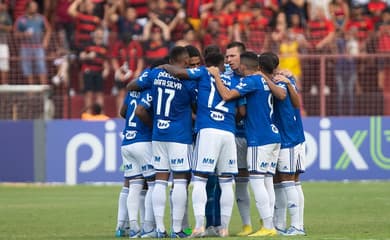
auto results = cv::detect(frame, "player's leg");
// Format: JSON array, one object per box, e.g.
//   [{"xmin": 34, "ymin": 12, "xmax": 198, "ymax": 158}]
[
  {"xmin": 115, "ymin": 178, "xmax": 130, "ymax": 237},
  {"xmin": 214, "ymin": 130, "xmax": 238, "ymax": 237},
  {"xmin": 235, "ymin": 137, "xmax": 252, "ymax": 236},
  {"xmin": 191, "ymin": 129, "xmax": 220, "ymax": 237},
  {"xmin": 295, "ymin": 142, "xmax": 306, "ymax": 235},
  {"xmin": 247, "ymin": 144, "xmax": 279, "ymax": 237},
  {"xmin": 139, "ymin": 182, "xmax": 147, "ymax": 230},
  {"xmin": 151, "ymin": 141, "xmax": 170, "ymax": 237},
  {"xmin": 140, "ymin": 142, "xmax": 157, "ymax": 238},
  {"xmin": 169, "ymin": 143, "xmax": 192, "ymax": 238},
  {"xmin": 205, "ymin": 174, "xmax": 220, "ymax": 228},
  {"xmin": 121, "ymin": 143, "xmax": 147, "ymax": 237},
  {"xmin": 275, "ymin": 145, "xmax": 301, "ymax": 236}
]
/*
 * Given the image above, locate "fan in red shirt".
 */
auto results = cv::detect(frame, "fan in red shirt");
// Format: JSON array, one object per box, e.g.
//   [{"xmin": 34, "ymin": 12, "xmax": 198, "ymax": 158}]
[
  {"xmin": 367, "ymin": 0, "xmax": 388, "ymax": 25},
  {"xmin": 245, "ymin": 3, "xmax": 269, "ymax": 52},
  {"xmin": 111, "ymin": 33, "xmax": 144, "ymax": 114},
  {"xmin": 346, "ymin": 6, "xmax": 374, "ymax": 52},
  {"xmin": 68, "ymin": 0, "xmax": 101, "ymax": 52},
  {"xmin": 142, "ymin": 12, "xmax": 171, "ymax": 66},
  {"xmin": 79, "ymin": 27, "xmax": 109, "ymax": 111},
  {"xmin": 306, "ymin": 6, "xmax": 335, "ymax": 53}
]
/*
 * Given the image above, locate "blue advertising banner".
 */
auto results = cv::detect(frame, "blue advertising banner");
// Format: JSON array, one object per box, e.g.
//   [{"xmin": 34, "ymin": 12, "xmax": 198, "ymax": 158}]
[
  {"xmin": 0, "ymin": 121, "xmax": 34, "ymax": 182},
  {"xmin": 44, "ymin": 117, "xmax": 390, "ymax": 184},
  {"xmin": 46, "ymin": 119, "xmax": 125, "ymax": 184}
]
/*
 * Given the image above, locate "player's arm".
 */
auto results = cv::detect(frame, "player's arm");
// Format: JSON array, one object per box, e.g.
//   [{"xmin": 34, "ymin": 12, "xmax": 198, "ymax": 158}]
[
  {"xmin": 274, "ymin": 74, "xmax": 300, "ymax": 108},
  {"xmin": 267, "ymin": 76, "xmax": 287, "ymax": 100},
  {"xmin": 135, "ymin": 105, "xmax": 152, "ymax": 128},
  {"xmin": 126, "ymin": 80, "xmax": 142, "ymax": 91},
  {"xmin": 126, "ymin": 69, "xmax": 151, "ymax": 91},
  {"xmin": 208, "ymin": 66, "xmax": 240, "ymax": 101},
  {"xmin": 135, "ymin": 91, "xmax": 153, "ymax": 128},
  {"xmin": 159, "ymin": 64, "xmax": 190, "ymax": 79},
  {"xmin": 119, "ymin": 104, "xmax": 127, "ymax": 118}
]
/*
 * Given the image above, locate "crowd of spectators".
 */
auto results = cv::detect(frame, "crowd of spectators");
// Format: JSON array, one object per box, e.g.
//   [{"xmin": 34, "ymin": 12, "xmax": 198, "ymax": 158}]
[{"xmin": 0, "ymin": 0, "xmax": 390, "ymax": 116}]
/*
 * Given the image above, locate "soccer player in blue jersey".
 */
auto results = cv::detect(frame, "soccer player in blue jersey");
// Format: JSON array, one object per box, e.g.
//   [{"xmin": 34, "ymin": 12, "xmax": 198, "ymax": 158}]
[
  {"xmin": 137, "ymin": 46, "xmax": 197, "ymax": 238},
  {"xmin": 115, "ymin": 88, "xmax": 154, "ymax": 238},
  {"xmin": 264, "ymin": 60, "xmax": 306, "ymax": 235},
  {"xmin": 225, "ymin": 42, "xmax": 253, "ymax": 236},
  {"xmin": 209, "ymin": 51, "xmax": 281, "ymax": 237}
]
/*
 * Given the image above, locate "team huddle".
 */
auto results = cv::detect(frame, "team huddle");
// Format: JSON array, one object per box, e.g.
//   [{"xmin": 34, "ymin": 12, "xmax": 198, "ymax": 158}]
[{"xmin": 114, "ymin": 41, "xmax": 306, "ymax": 238}]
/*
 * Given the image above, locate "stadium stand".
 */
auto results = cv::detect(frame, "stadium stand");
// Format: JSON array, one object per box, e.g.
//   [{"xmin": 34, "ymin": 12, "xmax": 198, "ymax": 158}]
[{"xmin": 0, "ymin": 0, "xmax": 389, "ymax": 119}]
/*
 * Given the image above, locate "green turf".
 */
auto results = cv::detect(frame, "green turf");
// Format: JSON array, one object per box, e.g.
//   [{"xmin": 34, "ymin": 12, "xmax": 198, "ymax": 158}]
[{"xmin": 0, "ymin": 182, "xmax": 390, "ymax": 240}]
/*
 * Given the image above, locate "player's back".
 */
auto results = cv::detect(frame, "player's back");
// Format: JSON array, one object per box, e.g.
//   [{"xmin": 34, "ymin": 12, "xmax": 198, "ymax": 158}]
[
  {"xmin": 273, "ymin": 79, "xmax": 303, "ymax": 148},
  {"xmin": 195, "ymin": 66, "xmax": 238, "ymax": 133},
  {"xmin": 150, "ymin": 68, "xmax": 197, "ymax": 144},
  {"xmin": 122, "ymin": 90, "xmax": 152, "ymax": 145},
  {"xmin": 241, "ymin": 74, "xmax": 280, "ymax": 146}
]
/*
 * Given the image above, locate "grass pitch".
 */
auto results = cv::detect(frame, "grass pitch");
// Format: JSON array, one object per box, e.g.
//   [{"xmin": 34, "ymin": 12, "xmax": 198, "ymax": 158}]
[{"xmin": 0, "ymin": 182, "xmax": 389, "ymax": 240}]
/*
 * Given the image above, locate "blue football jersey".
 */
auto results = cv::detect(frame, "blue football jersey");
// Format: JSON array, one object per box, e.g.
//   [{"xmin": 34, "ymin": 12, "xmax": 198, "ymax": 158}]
[
  {"xmin": 234, "ymin": 74, "xmax": 281, "ymax": 146},
  {"xmin": 121, "ymin": 90, "xmax": 153, "ymax": 146},
  {"xmin": 147, "ymin": 68, "xmax": 197, "ymax": 144},
  {"xmin": 187, "ymin": 66, "xmax": 238, "ymax": 133}
]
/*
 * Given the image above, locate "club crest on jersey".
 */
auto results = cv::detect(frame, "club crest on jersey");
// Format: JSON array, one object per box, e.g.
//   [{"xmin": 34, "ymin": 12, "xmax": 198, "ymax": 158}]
[
  {"xmin": 271, "ymin": 124, "xmax": 279, "ymax": 133},
  {"xmin": 125, "ymin": 130, "xmax": 137, "ymax": 140},
  {"xmin": 210, "ymin": 110, "xmax": 225, "ymax": 121},
  {"xmin": 157, "ymin": 119, "xmax": 170, "ymax": 129}
]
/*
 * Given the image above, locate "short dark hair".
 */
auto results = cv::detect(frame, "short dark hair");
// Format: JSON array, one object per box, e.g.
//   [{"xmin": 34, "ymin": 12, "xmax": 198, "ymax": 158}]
[
  {"xmin": 169, "ymin": 46, "xmax": 188, "ymax": 63},
  {"xmin": 258, "ymin": 52, "xmax": 279, "ymax": 74},
  {"xmin": 226, "ymin": 41, "xmax": 246, "ymax": 53},
  {"xmin": 205, "ymin": 52, "xmax": 225, "ymax": 67},
  {"xmin": 185, "ymin": 45, "xmax": 201, "ymax": 58},
  {"xmin": 240, "ymin": 51, "xmax": 259, "ymax": 70},
  {"xmin": 204, "ymin": 45, "xmax": 221, "ymax": 58}
]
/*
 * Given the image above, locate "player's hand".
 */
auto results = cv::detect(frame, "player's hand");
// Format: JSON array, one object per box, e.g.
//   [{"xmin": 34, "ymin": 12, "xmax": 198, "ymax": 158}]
[
  {"xmin": 207, "ymin": 66, "xmax": 219, "ymax": 77},
  {"xmin": 273, "ymin": 74, "xmax": 290, "ymax": 84}
]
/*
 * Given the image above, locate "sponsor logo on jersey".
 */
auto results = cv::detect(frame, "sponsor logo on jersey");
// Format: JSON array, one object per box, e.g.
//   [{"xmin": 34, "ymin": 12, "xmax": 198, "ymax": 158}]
[
  {"xmin": 210, "ymin": 111, "xmax": 225, "ymax": 121},
  {"xmin": 125, "ymin": 130, "xmax": 137, "ymax": 140},
  {"xmin": 157, "ymin": 119, "xmax": 170, "ymax": 129}
]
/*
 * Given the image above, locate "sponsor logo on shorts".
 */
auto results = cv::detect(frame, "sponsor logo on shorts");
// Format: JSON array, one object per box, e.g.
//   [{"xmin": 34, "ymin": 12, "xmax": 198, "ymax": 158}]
[
  {"xmin": 171, "ymin": 158, "xmax": 184, "ymax": 165},
  {"xmin": 202, "ymin": 158, "xmax": 215, "ymax": 165}
]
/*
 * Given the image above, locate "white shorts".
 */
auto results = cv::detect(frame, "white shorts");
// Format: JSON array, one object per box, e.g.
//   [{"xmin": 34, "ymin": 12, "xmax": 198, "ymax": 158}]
[
  {"xmin": 193, "ymin": 128, "xmax": 238, "ymax": 175},
  {"xmin": 152, "ymin": 141, "xmax": 192, "ymax": 172},
  {"xmin": 236, "ymin": 137, "xmax": 248, "ymax": 169},
  {"xmin": 296, "ymin": 142, "xmax": 306, "ymax": 173},
  {"xmin": 247, "ymin": 143, "xmax": 281, "ymax": 175},
  {"xmin": 277, "ymin": 144, "xmax": 301, "ymax": 174},
  {"xmin": 121, "ymin": 141, "xmax": 154, "ymax": 178},
  {"xmin": 0, "ymin": 44, "xmax": 10, "ymax": 72}
]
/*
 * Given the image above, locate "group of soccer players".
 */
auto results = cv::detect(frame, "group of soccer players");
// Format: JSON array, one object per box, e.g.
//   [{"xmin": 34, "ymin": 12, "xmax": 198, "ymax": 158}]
[{"xmin": 114, "ymin": 41, "xmax": 307, "ymax": 238}]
